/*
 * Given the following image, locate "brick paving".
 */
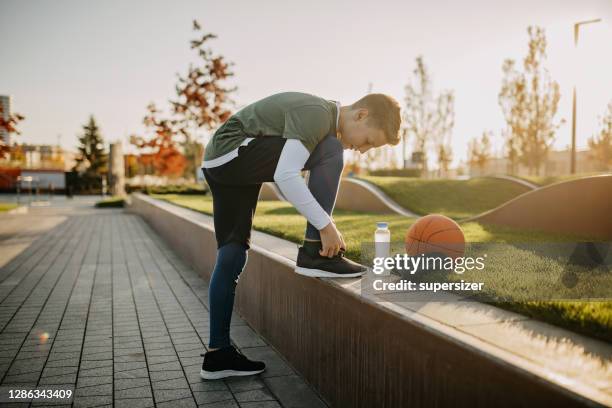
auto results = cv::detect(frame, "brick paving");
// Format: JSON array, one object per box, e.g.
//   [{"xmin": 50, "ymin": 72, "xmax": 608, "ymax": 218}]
[{"xmin": 0, "ymin": 205, "xmax": 327, "ymax": 407}]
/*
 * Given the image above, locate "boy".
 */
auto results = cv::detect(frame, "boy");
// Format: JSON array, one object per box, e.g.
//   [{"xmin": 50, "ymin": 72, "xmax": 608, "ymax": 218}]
[{"xmin": 199, "ymin": 91, "xmax": 401, "ymax": 380}]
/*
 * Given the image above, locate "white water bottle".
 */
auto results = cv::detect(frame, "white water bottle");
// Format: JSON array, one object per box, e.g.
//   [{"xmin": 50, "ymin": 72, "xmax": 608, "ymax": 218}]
[{"xmin": 374, "ymin": 222, "xmax": 391, "ymax": 276}]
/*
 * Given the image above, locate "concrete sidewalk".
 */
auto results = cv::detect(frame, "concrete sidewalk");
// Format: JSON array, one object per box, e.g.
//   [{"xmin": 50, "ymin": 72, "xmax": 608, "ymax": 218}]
[{"xmin": 0, "ymin": 204, "xmax": 328, "ymax": 407}]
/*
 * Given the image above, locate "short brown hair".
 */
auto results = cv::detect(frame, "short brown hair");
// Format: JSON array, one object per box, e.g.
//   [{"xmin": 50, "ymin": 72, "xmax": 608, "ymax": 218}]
[{"xmin": 351, "ymin": 94, "xmax": 401, "ymax": 145}]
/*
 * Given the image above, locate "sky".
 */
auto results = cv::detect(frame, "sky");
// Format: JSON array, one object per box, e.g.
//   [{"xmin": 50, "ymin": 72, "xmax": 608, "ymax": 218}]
[{"xmin": 1, "ymin": 0, "xmax": 611, "ymax": 167}]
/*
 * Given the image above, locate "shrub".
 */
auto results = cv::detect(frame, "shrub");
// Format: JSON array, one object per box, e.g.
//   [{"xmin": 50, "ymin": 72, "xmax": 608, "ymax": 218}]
[
  {"xmin": 95, "ymin": 197, "xmax": 125, "ymax": 208},
  {"xmin": 126, "ymin": 183, "xmax": 208, "ymax": 195}
]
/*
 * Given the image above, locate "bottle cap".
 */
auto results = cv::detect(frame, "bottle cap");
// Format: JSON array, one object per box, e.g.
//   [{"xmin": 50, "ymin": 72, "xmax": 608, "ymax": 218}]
[{"xmin": 376, "ymin": 222, "xmax": 388, "ymax": 229}]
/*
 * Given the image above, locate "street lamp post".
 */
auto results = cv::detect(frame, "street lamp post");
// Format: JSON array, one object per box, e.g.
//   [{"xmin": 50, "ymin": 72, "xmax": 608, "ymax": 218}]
[
  {"xmin": 401, "ymin": 128, "xmax": 408, "ymax": 169},
  {"xmin": 570, "ymin": 18, "xmax": 601, "ymax": 174}
]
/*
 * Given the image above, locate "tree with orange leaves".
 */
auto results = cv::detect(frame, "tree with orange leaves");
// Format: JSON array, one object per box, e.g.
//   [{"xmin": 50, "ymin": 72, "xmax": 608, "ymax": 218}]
[
  {"xmin": 170, "ymin": 19, "xmax": 236, "ymax": 178},
  {"xmin": 0, "ymin": 105, "xmax": 25, "ymax": 159},
  {"xmin": 130, "ymin": 103, "xmax": 187, "ymax": 178}
]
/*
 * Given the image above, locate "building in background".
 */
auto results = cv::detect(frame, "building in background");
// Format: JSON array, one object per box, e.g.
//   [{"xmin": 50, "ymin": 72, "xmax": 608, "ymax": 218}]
[
  {"xmin": 4, "ymin": 144, "xmax": 68, "ymax": 170},
  {"xmin": 0, "ymin": 142, "xmax": 77, "ymax": 192},
  {"xmin": 62, "ymin": 150, "xmax": 77, "ymax": 171},
  {"xmin": 0, "ymin": 95, "xmax": 11, "ymax": 146},
  {"xmin": 5, "ymin": 143, "xmax": 76, "ymax": 171},
  {"xmin": 469, "ymin": 148, "xmax": 606, "ymax": 177},
  {"xmin": 19, "ymin": 169, "xmax": 66, "ymax": 191},
  {"xmin": 0, "ymin": 167, "xmax": 66, "ymax": 192}
]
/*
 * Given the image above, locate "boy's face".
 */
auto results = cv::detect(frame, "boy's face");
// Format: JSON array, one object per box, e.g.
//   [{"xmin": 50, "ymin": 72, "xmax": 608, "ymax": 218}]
[{"xmin": 339, "ymin": 108, "xmax": 387, "ymax": 153}]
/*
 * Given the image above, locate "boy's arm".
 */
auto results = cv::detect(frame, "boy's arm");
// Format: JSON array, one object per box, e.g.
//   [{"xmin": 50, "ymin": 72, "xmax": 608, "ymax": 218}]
[{"xmin": 273, "ymin": 139, "xmax": 331, "ymax": 230}]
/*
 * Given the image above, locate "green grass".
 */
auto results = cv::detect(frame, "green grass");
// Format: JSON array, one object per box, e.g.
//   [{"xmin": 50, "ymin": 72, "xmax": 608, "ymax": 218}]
[
  {"xmin": 0, "ymin": 202, "xmax": 18, "ymax": 212},
  {"xmin": 415, "ymin": 243, "xmax": 612, "ymax": 340},
  {"xmin": 95, "ymin": 196, "xmax": 125, "ymax": 208},
  {"xmin": 359, "ymin": 176, "xmax": 531, "ymax": 219},
  {"xmin": 518, "ymin": 172, "xmax": 612, "ymax": 186},
  {"xmin": 154, "ymin": 193, "xmax": 611, "ymax": 342},
  {"xmin": 151, "ymin": 194, "xmax": 413, "ymax": 260},
  {"xmin": 496, "ymin": 301, "xmax": 612, "ymax": 342}
]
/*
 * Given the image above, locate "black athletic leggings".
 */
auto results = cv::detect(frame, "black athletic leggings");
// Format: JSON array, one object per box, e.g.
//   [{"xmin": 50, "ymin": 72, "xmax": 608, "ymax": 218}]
[{"xmin": 202, "ymin": 134, "xmax": 344, "ymax": 348}]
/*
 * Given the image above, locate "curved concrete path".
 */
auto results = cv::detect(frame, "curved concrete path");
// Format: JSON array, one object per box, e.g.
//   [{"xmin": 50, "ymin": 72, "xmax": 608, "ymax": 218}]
[
  {"xmin": 336, "ymin": 176, "xmax": 538, "ymax": 216},
  {"xmin": 258, "ymin": 178, "xmax": 419, "ymax": 216},
  {"xmin": 259, "ymin": 182, "xmax": 286, "ymax": 201},
  {"xmin": 335, "ymin": 178, "xmax": 419, "ymax": 216},
  {"xmin": 464, "ymin": 174, "xmax": 612, "ymax": 239},
  {"xmin": 485, "ymin": 175, "xmax": 539, "ymax": 190}
]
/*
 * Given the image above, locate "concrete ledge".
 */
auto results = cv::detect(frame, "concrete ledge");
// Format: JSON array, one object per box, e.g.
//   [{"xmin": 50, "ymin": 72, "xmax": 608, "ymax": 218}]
[{"xmin": 128, "ymin": 193, "xmax": 611, "ymax": 407}]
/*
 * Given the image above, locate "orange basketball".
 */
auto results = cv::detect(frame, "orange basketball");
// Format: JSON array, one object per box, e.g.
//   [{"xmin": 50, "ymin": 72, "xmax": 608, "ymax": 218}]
[{"xmin": 405, "ymin": 214, "xmax": 465, "ymax": 258}]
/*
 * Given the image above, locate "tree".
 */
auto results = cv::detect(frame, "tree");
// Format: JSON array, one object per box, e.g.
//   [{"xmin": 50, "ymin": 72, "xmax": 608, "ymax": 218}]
[
  {"xmin": 468, "ymin": 131, "xmax": 492, "ymax": 174},
  {"xmin": 432, "ymin": 92, "xmax": 454, "ymax": 177},
  {"xmin": 170, "ymin": 19, "xmax": 236, "ymax": 180},
  {"xmin": 73, "ymin": 115, "xmax": 108, "ymax": 190},
  {"xmin": 403, "ymin": 56, "xmax": 455, "ymax": 173},
  {"xmin": 502, "ymin": 127, "xmax": 519, "ymax": 175},
  {"xmin": 130, "ymin": 103, "xmax": 186, "ymax": 178},
  {"xmin": 0, "ymin": 105, "xmax": 25, "ymax": 159},
  {"xmin": 400, "ymin": 127, "xmax": 409, "ymax": 168},
  {"xmin": 436, "ymin": 144, "xmax": 453, "ymax": 177},
  {"xmin": 588, "ymin": 101, "xmax": 612, "ymax": 171},
  {"xmin": 499, "ymin": 26, "xmax": 564, "ymax": 176},
  {"xmin": 359, "ymin": 144, "xmax": 398, "ymax": 171}
]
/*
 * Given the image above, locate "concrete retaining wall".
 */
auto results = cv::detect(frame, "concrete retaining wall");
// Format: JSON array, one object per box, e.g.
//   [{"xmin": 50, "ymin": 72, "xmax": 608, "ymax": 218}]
[
  {"xmin": 335, "ymin": 178, "xmax": 418, "ymax": 216},
  {"xmin": 467, "ymin": 175, "xmax": 612, "ymax": 239},
  {"xmin": 128, "ymin": 194, "xmax": 601, "ymax": 408}
]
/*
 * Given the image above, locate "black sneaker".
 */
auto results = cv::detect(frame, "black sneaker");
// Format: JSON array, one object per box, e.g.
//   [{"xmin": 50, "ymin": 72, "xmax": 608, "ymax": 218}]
[
  {"xmin": 200, "ymin": 346, "xmax": 266, "ymax": 380},
  {"xmin": 295, "ymin": 247, "xmax": 367, "ymax": 278}
]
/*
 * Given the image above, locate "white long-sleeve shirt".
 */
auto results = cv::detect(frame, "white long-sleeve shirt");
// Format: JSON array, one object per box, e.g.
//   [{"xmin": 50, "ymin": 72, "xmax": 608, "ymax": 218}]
[{"xmin": 272, "ymin": 139, "xmax": 331, "ymax": 229}]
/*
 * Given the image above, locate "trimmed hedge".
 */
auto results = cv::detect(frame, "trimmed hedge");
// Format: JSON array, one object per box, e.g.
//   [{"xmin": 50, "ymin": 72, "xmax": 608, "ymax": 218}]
[
  {"xmin": 96, "ymin": 197, "xmax": 125, "ymax": 208},
  {"xmin": 126, "ymin": 184, "xmax": 208, "ymax": 195},
  {"xmin": 95, "ymin": 197, "xmax": 125, "ymax": 208}
]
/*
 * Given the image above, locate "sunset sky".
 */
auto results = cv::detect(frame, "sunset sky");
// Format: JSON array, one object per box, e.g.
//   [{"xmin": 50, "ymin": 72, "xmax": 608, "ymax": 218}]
[{"xmin": 1, "ymin": 0, "xmax": 610, "ymax": 167}]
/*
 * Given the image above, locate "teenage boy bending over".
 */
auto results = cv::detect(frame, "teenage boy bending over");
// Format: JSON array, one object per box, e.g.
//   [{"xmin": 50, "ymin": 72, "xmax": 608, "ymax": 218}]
[{"xmin": 199, "ymin": 91, "xmax": 401, "ymax": 379}]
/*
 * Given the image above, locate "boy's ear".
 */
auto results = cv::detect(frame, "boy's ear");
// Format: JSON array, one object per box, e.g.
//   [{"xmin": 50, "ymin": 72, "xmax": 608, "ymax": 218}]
[{"xmin": 357, "ymin": 108, "xmax": 369, "ymax": 120}]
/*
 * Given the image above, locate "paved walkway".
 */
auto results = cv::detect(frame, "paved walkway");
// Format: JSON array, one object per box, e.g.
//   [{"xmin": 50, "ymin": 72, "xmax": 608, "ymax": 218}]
[{"xmin": 0, "ymin": 203, "xmax": 328, "ymax": 407}]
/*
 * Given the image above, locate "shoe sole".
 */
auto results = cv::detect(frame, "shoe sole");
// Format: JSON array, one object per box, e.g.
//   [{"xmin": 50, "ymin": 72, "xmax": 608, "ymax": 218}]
[
  {"xmin": 294, "ymin": 266, "xmax": 366, "ymax": 278},
  {"xmin": 200, "ymin": 368, "xmax": 265, "ymax": 380}
]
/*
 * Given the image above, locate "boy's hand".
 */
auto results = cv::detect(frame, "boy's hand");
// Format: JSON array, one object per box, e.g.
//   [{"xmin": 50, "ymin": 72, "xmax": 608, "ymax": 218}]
[{"xmin": 319, "ymin": 222, "xmax": 346, "ymax": 258}]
